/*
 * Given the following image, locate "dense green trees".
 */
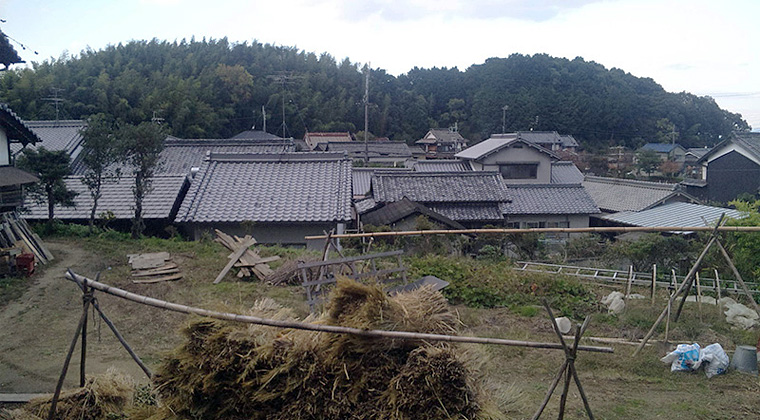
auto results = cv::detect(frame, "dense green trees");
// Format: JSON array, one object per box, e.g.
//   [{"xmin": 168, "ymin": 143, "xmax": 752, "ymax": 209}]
[
  {"xmin": 17, "ymin": 148, "xmax": 77, "ymax": 222},
  {"xmin": 79, "ymin": 114, "xmax": 121, "ymax": 230},
  {"xmin": 0, "ymin": 39, "xmax": 749, "ymax": 148}
]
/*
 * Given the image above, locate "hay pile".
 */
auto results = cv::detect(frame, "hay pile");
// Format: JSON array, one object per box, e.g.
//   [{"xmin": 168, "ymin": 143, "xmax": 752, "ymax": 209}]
[
  {"xmin": 149, "ymin": 278, "xmax": 499, "ymax": 420},
  {"xmin": 3, "ymin": 369, "xmax": 135, "ymax": 420}
]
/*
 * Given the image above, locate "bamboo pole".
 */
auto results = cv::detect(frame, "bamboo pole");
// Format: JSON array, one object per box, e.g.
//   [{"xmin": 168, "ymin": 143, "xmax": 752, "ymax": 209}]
[
  {"xmin": 530, "ymin": 360, "xmax": 569, "ymax": 420},
  {"xmin": 651, "ymin": 264, "xmax": 657, "ymax": 305},
  {"xmin": 624, "ymin": 266, "xmax": 633, "ymax": 299},
  {"xmin": 91, "ymin": 300, "xmax": 153, "ymax": 379},
  {"xmin": 714, "ymin": 239, "xmax": 760, "ymax": 317},
  {"xmin": 65, "ymin": 271, "xmax": 614, "ymax": 354},
  {"xmin": 714, "ymin": 268, "xmax": 722, "ymax": 316},
  {"xmin": 695, "ymin": 272, "xmax": 703, "ymax": 322},
  {"xmin": 304, "ymin": 226, "xmax": 760, "ymax": 240},
  {"xmin": 633, "ymin": 233, "xmax": 718, "ymax": 356},
  {"xmin": 80, "ymin": 284, "xmax": 89, "ymax": 388},
  {"xmin": 48, "ymin": 300, "xmax": 90, "ymax": 420}
]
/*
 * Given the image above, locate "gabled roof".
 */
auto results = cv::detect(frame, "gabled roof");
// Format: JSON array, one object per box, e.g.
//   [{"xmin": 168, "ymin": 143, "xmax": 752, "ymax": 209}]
[
  {"xmin": 352, "ymin": 167, "xmax": 411, "ymax": 197},
  {"xmin": 361, "ymin": 197, "xmax": 466, "ymax": 229},
  {"xmin": 158, "ymin": 138, "xmax": 295, "ymax": 175},
  {"xmin": 0, "ymin": 104, "xmax": 42, "ymax": 147},
  {"xmin": 582, "ymin": 176, "xmax": 699, "ymax": 213},
  {"xmin": 416, "ymin": 128, "xmax": 467, "ymax": 145},
  {"xmin": 372, "ymin": 172, "xmax": 510, "ymax": 203},
  {"xmin": 304, "ymin": 132, "xmax": 353, "ymax": 142},
  {"xmin": 229, "ymin": 130, "xmax": 285, "ymax": 141},
  {"xmin": 0, "ymin": 166, "xmax": 38, "ymax": 187},
  {"xmin": 686, "ymin": 147, "xmax": 711, "ymax": 159},
  {"xmin": 23, "ymin": 175, "xmax": 188, "ymax": 220},
  {"xmin": 503, "ymin": 184, "xmax": 599, "ymax": 215},
  {"xmin": 427, "ymin": 203, "xmax": 506, "ymax": 222},
  {"xmin": 559, "ymin": 134, "xmax": 579, "ymax": 148},
  {"xmin": 697, "ymin": 132, "xmax": 760, "ymax": 165},
  {"xmin": 176, "ymin": 152, "xmax": 352, "ymax": 224},
  {"xmin": 640, "ymin": 143, "xmax": 685, "ymax": 153},
  {"xmin": 325, "ymin": 141, "xmax": 412, "ymax": 158},
  {"xmin": 412, "ymin": 159, "xmax": 471, "ymax": 172},
  {"xmin": 17, "ymin": 120, "xmax": 85, "ymax": 156},
  {"xmin": 551, "ymin": 161, "xmax": 584, "ymax": 184},
  {"xmin": 455, "ymin": 135, "xmax": 560, "ymax": 161},
  {"xmin": 601, "ymin": 202, "xmax": 745, "ymax": 234}
]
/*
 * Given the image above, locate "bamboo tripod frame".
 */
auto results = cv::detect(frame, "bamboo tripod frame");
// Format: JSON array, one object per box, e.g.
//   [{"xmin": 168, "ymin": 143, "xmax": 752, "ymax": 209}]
[{"xmin": 532, "ymin": 300, "xmax": 595, "ymax": 420}]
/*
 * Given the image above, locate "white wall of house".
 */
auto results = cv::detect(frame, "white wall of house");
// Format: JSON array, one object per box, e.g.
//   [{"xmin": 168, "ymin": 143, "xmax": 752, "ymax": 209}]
[
  {"xmin": 0, "ymin": 128, "xmax": 10, "ymax": 166},
  {"xmin": 475, "ymin": 144, "xmax": 553, "ymax": 184}
]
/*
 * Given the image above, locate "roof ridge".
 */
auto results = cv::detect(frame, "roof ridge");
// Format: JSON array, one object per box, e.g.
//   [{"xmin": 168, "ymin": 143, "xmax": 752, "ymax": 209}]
[{"xmin": 584, "ymin": 175, "xmax": 676, "ymax": 190}]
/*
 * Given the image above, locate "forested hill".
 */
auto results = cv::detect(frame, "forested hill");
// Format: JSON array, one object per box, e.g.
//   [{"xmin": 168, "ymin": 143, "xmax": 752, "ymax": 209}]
[{"xmin": 0, "ymin": 38, "xmax": 749, "ymax": 148}]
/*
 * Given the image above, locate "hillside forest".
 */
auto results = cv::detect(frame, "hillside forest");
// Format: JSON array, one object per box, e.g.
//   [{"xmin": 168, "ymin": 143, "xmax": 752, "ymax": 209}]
[{"xmin": 0, "ymin": 38, "xmax": 750, "ymax": 149}]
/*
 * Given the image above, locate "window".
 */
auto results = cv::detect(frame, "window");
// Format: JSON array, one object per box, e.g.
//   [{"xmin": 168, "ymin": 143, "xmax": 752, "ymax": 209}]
[
  {"xmin": 500, "ymin": 163, "xmax": 538, "ymax": 179},
  {"xmin": 524, "ymin": 221, "xmax": 546, "ymax": 229},
  {"xmin": 547, "ymin": 221, "xmax": 570, "ymax": 228}
]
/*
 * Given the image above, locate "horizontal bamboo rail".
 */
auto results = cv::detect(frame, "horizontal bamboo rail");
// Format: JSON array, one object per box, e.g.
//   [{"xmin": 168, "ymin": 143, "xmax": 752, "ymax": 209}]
[
  {"xmin": 65, "ymin": 271, "xmax": 613, "ymax": 354},
  {"xmin": 305, "ymin": 226, "xmax": 760, "ymax": 240}
]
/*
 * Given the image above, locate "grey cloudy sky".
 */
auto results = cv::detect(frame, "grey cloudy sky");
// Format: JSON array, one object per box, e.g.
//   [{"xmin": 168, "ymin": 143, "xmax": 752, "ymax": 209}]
[{"xmin": 3, "ymin": 0, "xmax": 758, "ymax": 130}]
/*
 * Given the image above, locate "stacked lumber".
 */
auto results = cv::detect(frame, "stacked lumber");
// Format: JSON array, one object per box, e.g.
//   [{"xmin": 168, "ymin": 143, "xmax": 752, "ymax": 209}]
[
  {"xmin": 214, "ymin": 229, "xmax": 278, "ymax": 282},
  {"xmin": 129, "ymin": 252, "xmax": 182, "ymax": 284},
  {"xmin": 1, "ymin": 212, "xmax": 54, "ymax": 265}
]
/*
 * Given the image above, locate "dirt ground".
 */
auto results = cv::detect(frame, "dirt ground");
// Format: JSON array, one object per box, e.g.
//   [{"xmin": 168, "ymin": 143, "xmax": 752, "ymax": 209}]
[{"xmin": 2, "ymin": 239, "xmax": 760, "ymax": 419}]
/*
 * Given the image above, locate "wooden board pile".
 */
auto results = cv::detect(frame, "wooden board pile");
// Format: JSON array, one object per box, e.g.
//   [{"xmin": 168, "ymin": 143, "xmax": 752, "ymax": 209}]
[
  {"xmin": 0, "ymin": 212, "xmax": 54, "ymax": 264},
  {"xmin": 214, "ymin": 229, "xmax": 279, "ymax": 281},
  {"xmin": 129, "ymin": 252, "xmax": 182, "ymax": 284}
]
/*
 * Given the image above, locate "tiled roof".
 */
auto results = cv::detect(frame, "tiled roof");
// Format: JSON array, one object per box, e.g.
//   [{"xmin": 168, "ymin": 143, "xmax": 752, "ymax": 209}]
[
  {"xmin": 304, "ymin": 132, "xmax": 353, "ymax": 142},
  {"xmin": 412, "ymin": 160, "xmax": 471, "ymax": 172},
  {"xmin": 0, "ymin": 104, "xmax": 41, "ymax": 147},
  {"xmin": 176, "ymin": 153, "xmax": 352, "ymax": 224},
  {"xmin": 361, "ymin": 197, "xmax": 466, "ymax": 229},
  {"xmin": 686, "ymin": 147, "xmax": 711, "ymax": 158},
  {"xmin": 325, "ymin": 141, "xmax": 412, "ymax": 158},
  {"xmin": 372, "ymin": 172, "xmax": 510, "ymax": 203},
  {"xmin": 228, "ymin": 130, "xmax": 285, "ymax": 141},
  {"xmin": 23, "ymin": 175, "xmax": 188, "ymax": 220},
  {"xmin": 354, "ymin": 197, "xmax": 380, "ymax": 214},
  {"xmin": 551, "ymin": 161, "xmax": 584, "ymax": 184},
  {"xmin": 455, "ymin": 135, "xmax": 559, "ymax": 161},
  {"xmin": 640, "ymin": 143, "xmax": 683, "ymax": 153},
  {"xmin": 504, "ymin": 184, "xmax": 600, "ymax": 215},
  {"xmin": 416, "ymin": 129, "xmax": 467, "ymax": 145},
  {"xmin": 601, "ymin": 202, "xmax": 745, "ymax": 234},
  {"xmin": 582, "ymin": 176, "xmax": 681, "ymax": 212},
  {"xmin": 14, "ymin": 120, "xmax": 85, "ymax": 157},
  {"xmin": 698, "ymin": 132, "xmax": 760, "ymax": 164},
  {"xmin": 427, "ymin": 203, "xmax": 505, "ymax": 222},
  {"xmin": 352, "ymin": 168, "xmax": 411, "ymax": 197},
  {"xmin": 559, "ymin": 134, "xmax": 579, "ymax": 148}
]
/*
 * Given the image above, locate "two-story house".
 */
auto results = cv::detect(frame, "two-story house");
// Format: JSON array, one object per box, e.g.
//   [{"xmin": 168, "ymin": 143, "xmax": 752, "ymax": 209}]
[{"xmin": 415, "ymin": 128, "xmax": 469, "ymax": 159}]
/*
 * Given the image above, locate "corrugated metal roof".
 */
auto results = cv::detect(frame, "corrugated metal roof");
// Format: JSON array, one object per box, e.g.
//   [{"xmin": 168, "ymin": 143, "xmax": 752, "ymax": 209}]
[
  {"xmin": 503, "ymin": 184, "xmax": 600, "ymax": 215},
  {"xmin": 176, "ymin": 153, "xmax": 353, "ymax": 223},
  {"xmin": 24, "ymin": 175, "xmax": 187, "ymax": 220},
  {"xmin": 551, "ymin": 162, "xmax": 584, "ymax": 184},
  {"xmin": 601, "ymin": 202, "xmax": 746, "ymax": 233}
]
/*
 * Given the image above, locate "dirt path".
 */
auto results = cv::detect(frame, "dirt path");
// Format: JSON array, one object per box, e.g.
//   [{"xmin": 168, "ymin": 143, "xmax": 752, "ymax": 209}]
[{"xmin": 0, "ymin": 240, "xmax": 151, "ymax": 393}]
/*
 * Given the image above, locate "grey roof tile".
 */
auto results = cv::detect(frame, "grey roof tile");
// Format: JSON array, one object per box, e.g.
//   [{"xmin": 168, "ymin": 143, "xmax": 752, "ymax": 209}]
[
  {"xmin": 504, "ymin": 184, "xmax": 599, "ymax": 215},
  {"xmin": 551, "ymin": 161, "xmax": 584, "ymax": 184},
  {"xmin": 23, "ymin": 175, "xmax": 187, "ymax": 220},
  {"xmin": 582, "ymin": 176, "xmax": 680, "ymax": 212},
  {"xmin": 372, "ymin": 172, "xmax": 510, "ymax": 203},
  {"xmin": 361, "ymin": 197, "xmax": 466, "ymax": 229},
  {"xmin": 176, "ymin": 153, "xmax": 352, "ymax": 223},
  {"xmin": 13, "ymin": 120, "xmax": 82, "ymax": 156},
  {"xmin": 352, "ymin": 168, "xmax": 411, "ymax": 197},
  {"xmin": 229, "ymin": 130, "xmax": 285, "ymax": 141},
  {"xmin": 0, "ymin": 104, "xmax": 41, "ymax": 147},
  {"xmin": 427, "ymin": 203, "xmax": 504, "ymax": 221},
  {"xmin": 416, "ymin": 129, "xmax": 467, "ymax": 145},
  {"xmin": 325, "ymin": 141, "xmax": 412, "ymax": 158}
]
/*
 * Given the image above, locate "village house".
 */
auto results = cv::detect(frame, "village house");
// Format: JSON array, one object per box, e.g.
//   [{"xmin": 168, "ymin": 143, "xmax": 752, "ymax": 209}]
[
  {"xmin": 0, "ymin": 104, "xmax": 41, "ymax": 211},
  {"xmin": 500, "ymin": 131, "xmax": 579, "ymax": 153},
  {"xmin": 175, "ymin": 152, "xmax": 352, "ymax": 246},
  {"xmin": 682, "ymin": 132, "xmax": 760, "ymax": 203},
  {"xmin": 582, "ymin": 176, "xmax": 701, "ymax": 215},
  {"xmin": 638, "ymin": 143, "xmax": 687, "ymax": 163},
  {"xmin": 303, "ymin": 131, "xmax": 353, "ymax": 150},
  {"xmin": 415, "ymin": 128, "xmax": 469, "ymax": 159}
]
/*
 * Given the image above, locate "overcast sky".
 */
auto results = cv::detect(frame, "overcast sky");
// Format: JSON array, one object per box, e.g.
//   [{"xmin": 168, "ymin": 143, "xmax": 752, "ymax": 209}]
[{"xmin": 3, "ymin": 0, "xmax": 758, "ymax": 130}]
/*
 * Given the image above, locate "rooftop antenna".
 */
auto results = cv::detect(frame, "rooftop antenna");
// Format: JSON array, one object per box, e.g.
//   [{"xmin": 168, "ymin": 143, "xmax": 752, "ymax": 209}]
[
  {"xmin": 151, "ymin": 110, "xmax": 164, "ymax": 125},
  {"xmin": 43, "ymin": 87, "xmax": 65, "ymax": 121},
  {"xmin": 268, "ymin": 71, "xmax": 302, "ymax": 138}
]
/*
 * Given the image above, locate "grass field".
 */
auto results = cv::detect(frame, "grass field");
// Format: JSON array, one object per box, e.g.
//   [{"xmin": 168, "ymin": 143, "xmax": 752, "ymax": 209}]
[{"xmin": 1, "ymin": 236, "xmax": 759, "ymax": 419}]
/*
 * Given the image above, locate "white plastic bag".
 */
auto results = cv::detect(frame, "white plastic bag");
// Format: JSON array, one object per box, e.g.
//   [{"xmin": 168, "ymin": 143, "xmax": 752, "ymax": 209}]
[
  {"xmin": 661, "ymin": 343, "xmax": 701, "ymax": 372},
  {"xmin": 698, "ymin": 343, "xmax": 729, "ymax": 378}
]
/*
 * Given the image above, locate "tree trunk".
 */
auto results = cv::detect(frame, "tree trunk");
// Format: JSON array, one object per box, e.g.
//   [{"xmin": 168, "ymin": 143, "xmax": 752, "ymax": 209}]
[
  {"xmin": 131, "ymin": 173, "xmax": 144, "ymax": 239},
  {"xmin": 46, "ymin": 185, "xmax": 55, "ymax": 224},
  {"xmin": 89, "ymin": 178, "xmax": 102, "ymax": 233}
]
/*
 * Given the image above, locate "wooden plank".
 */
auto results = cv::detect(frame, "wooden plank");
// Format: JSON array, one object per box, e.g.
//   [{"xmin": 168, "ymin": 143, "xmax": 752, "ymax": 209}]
[
  {"xmin": 132, "ymin": 262, "xmax": 178, "ymax": 273},
  {"xmin": 132, "ymin": 268, "xmax": 180, "ymax": 277},
  {"xmin": 8, "ymin": 219, "xmax": 47, "ymax": 264},
  {"xmin": 128, "ymin": 252, "xmax": 170, "ymax": 264},
  {"xmin": 214, "ymin": 237, "xmax": 255, "ymax": 284},
  {"xmin": 131, "ymin": 258, "xmax": 167, "ymax": 270},
  {"xmin": 15, "ymin": 216, "xmax": 54, "ymax": 262},
  {"xmin": 234, "ymin": 255, "xmax": 280, "ymax": 266},
  {"xmin": 132, "ymin": 273, "xmax": 183, "ymax": 284}
]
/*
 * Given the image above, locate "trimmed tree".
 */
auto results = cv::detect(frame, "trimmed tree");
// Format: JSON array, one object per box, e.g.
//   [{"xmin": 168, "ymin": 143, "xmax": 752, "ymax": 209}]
[
  {"xmin": 17, "ymin": 147, "xmax": 77, "ymax": 223},
  {"xmin": 118, "ymin": 122, "xmax": 166, "ymax": 239},
  {"xmin": 80, "ymin": 114, "xmax": 121, "ymax": 231}
]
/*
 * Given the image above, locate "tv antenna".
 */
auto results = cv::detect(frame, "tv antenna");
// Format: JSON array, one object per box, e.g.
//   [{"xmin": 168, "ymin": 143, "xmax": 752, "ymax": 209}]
[
  {"xmin": 267, "ymin": 71, "xmax": 303, "ymax": 138},
  {"xmin": 43, "ymin": 87, "xmax": 65, "ymax": 121}
]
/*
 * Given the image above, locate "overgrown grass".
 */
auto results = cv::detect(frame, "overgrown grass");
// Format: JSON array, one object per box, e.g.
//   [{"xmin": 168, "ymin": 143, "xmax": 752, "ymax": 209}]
[{"xmin": 406, "ymin": 254, "xmax": 599, "ymax": 317}]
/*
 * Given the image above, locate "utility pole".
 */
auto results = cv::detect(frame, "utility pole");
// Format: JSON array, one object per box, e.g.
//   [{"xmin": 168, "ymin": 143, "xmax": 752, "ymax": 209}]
[
  {"xmin": 501, "ymin": 105, "xmax": 509, "ymax": 134},
  {"xmin": 363, "ymin": 63, "xmax": 370, "ymax": 163},
  {"xmin": 262, "ymin": 105, "xmax": 267, "ymax": 133},
  {"xmin": 43, "ymin": 87, "xmax": 64, "ymax": 121}
]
